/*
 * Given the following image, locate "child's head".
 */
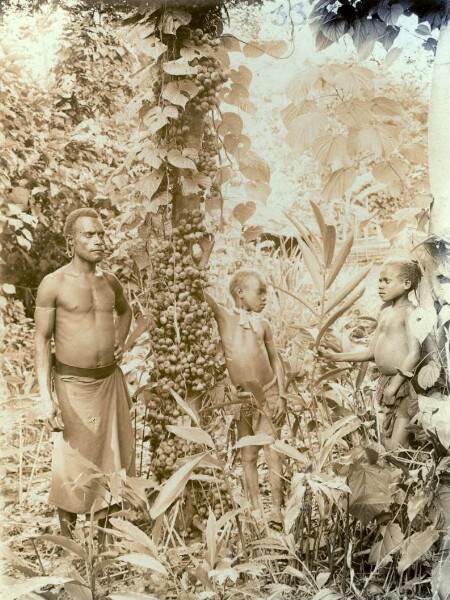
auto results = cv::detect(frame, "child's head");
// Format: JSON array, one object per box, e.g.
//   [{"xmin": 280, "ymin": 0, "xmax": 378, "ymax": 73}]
[
  {"xmin": 229, "ymin": 269, "xmax": 267, "ymax": 312},
  {"xmin": 378, "ymin": 259, "xmax": 421, "ymax": 302}
]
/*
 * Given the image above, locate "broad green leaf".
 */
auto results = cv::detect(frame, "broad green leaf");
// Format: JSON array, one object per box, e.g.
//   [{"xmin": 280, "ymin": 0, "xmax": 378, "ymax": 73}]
[
  {"xmin": 217, "ymin": 112, "xmax": 243, "ymax": 136},
  {"xmin": 281, "ymin": 100, "xmax": 318, "ymax": 128},
  {"xmin": 400, "ymin": 142, "xmax": 427, "ymax": 164},
  {"xmin": 243, "ymin": 225, "xmax": 264, "ymax": 242},
  {"xmin": 220, "ymin": 34, "xmax": 241, "ymax": 52},
  {"xmin": 167, "ymin": 149, "xmax": 196, "ymax": 170},
  {"xmin": 233, "ymin": 434, "xmax": 273, "ymax": 449},
  {"xmin": 181, "ymin": 173, "xmax": 212, "ymax": 195},
  {"xmin": 348, "ymin": 463, "xmax": 392, "ymax": 525},
  {"xmin": 326, "ymin": 234, "xmax": 354, "ymax": 289},
  {"xmin": 270, "ymin": 440, "xmax": 310, "ymax": 467},
  {"xmin": 312, "ymin": 134, "xmax": 348, "ymax": 169},
  {"xmin": 109, "ymin": 518, "xmax": 157, "ymax": 555},
  {"xmin": 370, "ymin": 96, "xmax": 402, "ymax": 117},
  {"xmin": 170, "ymin": 388, "xmax": 200, "ymax": 426},
  {"xmin": 162, "ymin": 81, "xmax": 198, "ymax": 108},
  {"xmin": 223, "ymin": 134, "xmax": 251, "ymax": 160},
  {"xmin": 398, "ymin": 528, "xmax": 439, "ymax": 574},
  {"xmin": 150, "ymin": 452, "xmax": 207, "ymax": 519},
  {"xmin": 407, "ymin": 493, "xmax": 429, "ymax": 522},
  {"xmin": 162, "ymin": 59, "xmax": 196, "ymax": 76},
  {"xmin": 417, "ymin": 361, "xmax": 441, "ymax": 389},
  {"xmin": 40, "ymin": 534, "xmax": 88, "ymax": 561},
  {"xmin": 325, "ymin": 266, "xmax": 371, "ymax": 314},
  {"xmin": 368, "ymin": 523, "xmax": 404, "ymax": 564},
  {"xmin": 232, "ymin": 201, "xmax": 256, "ymax": 226},
  {"xmin": 3, "ymin": 576, "xmax": 76, "ymax": 600},
  {"xmin": 162, "ymin": 8, "xmax": 191, "ymax": 34},
  {"xmin": 298, "ymin": 238, "xmax": 324, "ymax": 294},
  {"xmin": 348, "ymin": 123, "xmax": 399, "ymax": 158},
  {"xmin": 372, "ymin": 158, "xmax": 409, "ymax": 185},
  {"xmin": 166, "ymin": 425, "xmax": 215, "ymax": 449},
  {"xmin": 316, "ymin": 287, "xmax": 365, "ymax": 348},
  {"xmin": 244, "ymin": 181, "xmax": 271, "ymax": 204},
  {"xmin": 286, "ymin": 66, "xmax": 319, "ymax": 101},
  {"xmin": 135, "ymin": 170, "xmax": 164, "ymax": 200},
  {"xmin": 230, "ymin": 65, "xmax": 252, "ymax": 88},
  {"xmin": 409, "ymin": 307, "xmax": 437, "ymax": 344},
  {"xmin": 286, "ymin": 113, "xmax": 327, "ymax": 154},
  {"xmin": 239, "ymin": 152, "xmax": 270, "ymax": 183},
  {"xmin": 417, "ymin": 394, "xmax": 450, "ymax": 448},
  {"xmin": 117, "ymin": 553, "xmax": 167, "ymax": 575},
  {"xmin": 322, "ymin": 166, "xmax": 357, "ymax": 201}
]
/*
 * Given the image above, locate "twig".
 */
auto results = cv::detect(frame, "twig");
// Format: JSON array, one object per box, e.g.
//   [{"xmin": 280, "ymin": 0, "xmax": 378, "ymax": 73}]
[{"xmin": 24, "ymin": 425, "xmax": 45, "ymax": 504}]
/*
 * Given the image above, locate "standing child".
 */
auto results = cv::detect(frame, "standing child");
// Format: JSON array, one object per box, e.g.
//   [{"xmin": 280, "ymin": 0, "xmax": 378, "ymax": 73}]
[
  {"xmin": 196, "ymin": 239, "xmax": 286, "ymax": 527},
  {"xmin": 322, "ymin": 259, "xmax": 422, "ymax": 450}
]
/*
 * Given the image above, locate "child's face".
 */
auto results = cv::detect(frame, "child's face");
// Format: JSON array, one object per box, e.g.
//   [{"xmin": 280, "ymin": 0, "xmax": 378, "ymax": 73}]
[
  {"xmin": 238, "ymin": 275, "xmax": 268, "ymax": 312},
  {"xmin": 378, "ymin": 265, "xmax": 410, "ymax": 302}
]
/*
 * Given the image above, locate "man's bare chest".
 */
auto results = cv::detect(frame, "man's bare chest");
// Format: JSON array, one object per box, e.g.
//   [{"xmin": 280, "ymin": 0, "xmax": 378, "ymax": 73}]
[{"xmin": 57, "ymin": 276, "xmax": 115, "ymax": 315}]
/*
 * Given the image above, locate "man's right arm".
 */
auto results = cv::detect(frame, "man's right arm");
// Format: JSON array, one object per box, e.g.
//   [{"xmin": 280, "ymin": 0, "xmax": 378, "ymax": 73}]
[{"xmin": 35, "ymin": 276, "xmax": 58, "ymax": 419}]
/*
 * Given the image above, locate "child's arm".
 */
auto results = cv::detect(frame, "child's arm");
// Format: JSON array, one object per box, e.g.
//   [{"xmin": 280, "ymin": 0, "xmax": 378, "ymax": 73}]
[
  {"xmin": 322, "ymin": 328, "xmax": 377, "ymax": 363},
  {"xmin": 383, "ymin": 307, "xmax": 421, "ymax": 406},
  {"xmin": 263, "ymin": 320, "xmax": 286, "ymax": 422}
]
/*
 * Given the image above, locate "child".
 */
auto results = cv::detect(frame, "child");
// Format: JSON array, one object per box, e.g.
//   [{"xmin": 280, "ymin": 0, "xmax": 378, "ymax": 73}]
[
  {"xmin": 322, "ymin": 258, "xmax": 422, "ymax": 450},
  {"xmin": 196, "ymin": 239, "xmax": 286, "ymax": 527}
]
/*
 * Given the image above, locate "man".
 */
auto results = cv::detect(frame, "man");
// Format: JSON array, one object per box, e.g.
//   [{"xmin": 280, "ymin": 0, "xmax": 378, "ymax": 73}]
[{"xmin": 34, "ymin": 207, "xmax": 134, "ymax": 537}]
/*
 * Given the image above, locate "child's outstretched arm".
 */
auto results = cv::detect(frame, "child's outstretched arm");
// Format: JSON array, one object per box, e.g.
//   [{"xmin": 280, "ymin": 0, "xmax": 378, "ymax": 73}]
[
  {"xmin": 322, "ymin": 327, "xmax": 378, "ymax": 363},
  {"xmin": 263, "ymin": 320, "xmax": 286, "ymax": 422},
  {"xmin": 383, "ymin": 307, "xmax": 421, "ymax": 405},
  {"xmin": 192, "ymin": 233, "xmax": 226, "ymax": 322}
]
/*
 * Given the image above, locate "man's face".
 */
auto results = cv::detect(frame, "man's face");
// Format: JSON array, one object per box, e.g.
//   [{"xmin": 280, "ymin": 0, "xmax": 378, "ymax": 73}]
[
  {"xmin": 378, "ymin": 265, "xmax": 409, "ymax": 302},
  {"xmin": 70, "ymin": 217, "xmax": 105, "ymax": 264},
  {"xmin": 239, "ymin": 275, "xmax": 268, "ymax": 312}
]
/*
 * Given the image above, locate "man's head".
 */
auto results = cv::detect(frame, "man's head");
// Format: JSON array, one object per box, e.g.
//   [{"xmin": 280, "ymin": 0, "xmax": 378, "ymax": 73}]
[
  {"xmin": 64, "ymin": 208, "xmax": 105, "ymax": 264},
  {"xmin": 378, "ymin": 259, "xmax": 421, "ymax": 302},
  {"xmin": 229, "ymin": 268, "xmax": 267, "ymax": 312}
]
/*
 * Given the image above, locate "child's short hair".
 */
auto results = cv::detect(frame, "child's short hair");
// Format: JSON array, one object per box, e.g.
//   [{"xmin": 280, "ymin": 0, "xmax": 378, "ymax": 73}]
[
  {"xmin": 383, "ymin": 258, "xmax": 421, "ymax": 290},
  {"xmin": 64, "ymin": 208, "xmax": 101, "ymax": 237},
  {"xmin": 229, "ymin": 268, "xmax": 264, "ymax": 299}
]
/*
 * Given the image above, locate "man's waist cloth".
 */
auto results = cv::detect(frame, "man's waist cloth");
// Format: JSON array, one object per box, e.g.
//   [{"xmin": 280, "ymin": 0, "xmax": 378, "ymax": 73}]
[{"xmin": 54, "ymin": 359, "xmax": 117, "ymax": 379}]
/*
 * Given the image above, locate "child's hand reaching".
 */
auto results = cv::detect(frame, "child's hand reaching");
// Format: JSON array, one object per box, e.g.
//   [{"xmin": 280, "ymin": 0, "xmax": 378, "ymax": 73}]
[
  {"xmin": 193, "ymin": 233, "xmax": 215, "ymax": 266},
  {"xmin": 319, "ymin": 349, "xmax": 339, "ymax": 362}
]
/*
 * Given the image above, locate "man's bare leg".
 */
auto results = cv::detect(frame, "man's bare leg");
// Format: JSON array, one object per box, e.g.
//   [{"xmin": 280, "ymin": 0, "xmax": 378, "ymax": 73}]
[
  {"xmin": 264, "ymin": 446, "xmax": 283, "ymax": 521},
  {"xmin": 58, "ymin": 508, "xmax": 77, "ymax": 538},
  {"xmin": 387, "ymin": 417, "xmax": 410, "ymax": 451}
]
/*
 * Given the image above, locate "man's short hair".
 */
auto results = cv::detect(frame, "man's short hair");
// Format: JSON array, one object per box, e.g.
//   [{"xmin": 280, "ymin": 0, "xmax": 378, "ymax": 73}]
[
  {"xmin": 229, "ymin": 268, "xmax": 264, "ymax": 299},
  {"xmin": 383, "ymin": 258, "xmax": 422, "ymax": 290},
  {"xmin": 63, "ymin": 208, "xmax": 101, "ymax": 237}
]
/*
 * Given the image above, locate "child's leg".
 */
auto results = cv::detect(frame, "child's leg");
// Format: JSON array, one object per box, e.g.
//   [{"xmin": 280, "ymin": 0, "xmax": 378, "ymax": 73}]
[
  {"xmin": 387, "ymin": 416, "xmax": 410, "ymax": 450},
  {"xmin": 58, "ymin": 508, "xmax": 77, "ymax": 538},
  {"xmin": 263, "ymin": 445, "xmax": 283, "ymax": 516},
  {"xmin": 237, "ymin": 415, "xmax": 261, "ymax": 511}
]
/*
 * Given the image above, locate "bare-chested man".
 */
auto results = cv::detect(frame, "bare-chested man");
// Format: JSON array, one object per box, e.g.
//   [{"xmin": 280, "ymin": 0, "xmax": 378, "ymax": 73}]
[
  {"xmin": 323, "ymin": 259, "xmax": 422, "ymax": 450},
  {"xmin": 196, "ymin": 239, "xmax": 286, "ymax": 528},
  {"xmin": 35, "ymin": 208, "xmax": 134, "ymax": 537}
]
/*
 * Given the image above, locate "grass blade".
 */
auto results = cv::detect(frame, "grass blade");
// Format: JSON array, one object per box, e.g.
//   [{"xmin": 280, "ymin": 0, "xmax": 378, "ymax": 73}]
[
  {"xmin": 325, "ymin": 266, "xmax": 371, "ymax": 314},
  {"xmin": 315, "ymin": 287, "xmax": 365, "ymax": 348},
  {"xmin": 326, "ymin": 233, "xmax": 354, "ymax": 290}
]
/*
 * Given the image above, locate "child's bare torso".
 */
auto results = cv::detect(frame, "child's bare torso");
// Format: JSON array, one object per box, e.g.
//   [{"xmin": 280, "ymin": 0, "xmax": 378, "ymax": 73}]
[
  {"xmin": 216, "ymin": 311, "xmax": 275, "ymax": 388},
  {"xmin": 374, "ymin": 303, "xmax": 413, "ymax": 375}
]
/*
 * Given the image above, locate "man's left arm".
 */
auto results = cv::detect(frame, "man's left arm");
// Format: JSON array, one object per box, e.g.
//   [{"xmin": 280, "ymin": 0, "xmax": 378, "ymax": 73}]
[
  {"xmin": 384, "ymin": 308, "xmax": 421, "ymax": 405},
  {"xmin": 105, "ymin": 272, "xmax": 132, "ymax": 361},
  {"xmin": 263, "ymin": 320, "xmax": 286, "ymax": 422}
]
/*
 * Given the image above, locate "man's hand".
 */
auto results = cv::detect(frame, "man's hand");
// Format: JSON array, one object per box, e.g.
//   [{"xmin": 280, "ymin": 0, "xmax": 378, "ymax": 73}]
[
  {"xmin": 192, "ymin": 233, "xmax": 215, "ymax": 266},
  {"xmin": 273, "ymin": 395, "xmax": 287, "ymax": 426},
  {"xmin": 319, "ymin": 349, "xmax": 339, "ymax": 362},
  {"xmin": 114, "ymin": 342, "xmax": 124, "ymax": 363},
  {"xmin": 40, "ymin": 398, "xmax": 64, "ymax": 432},
  {"xmin": 383, "ymin": 383, "xmax": 399, "ymax": 406}
]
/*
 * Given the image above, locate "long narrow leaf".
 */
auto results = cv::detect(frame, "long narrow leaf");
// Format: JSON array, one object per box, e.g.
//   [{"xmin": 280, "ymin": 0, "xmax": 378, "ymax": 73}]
[
  {"xmin": 270, "ymin": 282, "xmax": 319, "ymax": 317},
  {"xmin": 150, "ymin": 452, "xmax": 207, "ymax": 519},
  {"xmin": 109, "ymin": 518, "xmax": 158, "ymax": 555},
  {"xmin": 166, "ymin": 425, "xmax": 215, "ymax": 449},
  {"xmin": 270, "ymin": 440, "xmax": 311, "ymax": 467},
  {"xmin": 206, "ymin": 509, "xmax": 217, "ymax": 568},
  {"xmin": 314, "ymin": 367, "xmax": 351, "ymax": 387},
  {"xmin": 117, "ymin": 553, "xmax": 167, "ymax": 575},
  {"xmin": 325, "ymin": 266, "xmax": 371, "ymax": 314},
  {"xmin": 40, "ymin": 535, "xmax": 88, "ymax": 561},
  {"xmin": 3, "ymin": 577, "xmax": 76, "ymax": 600},
  {"xmin": 325, "ymin": 233, "xmax": 354, "ymax": 289},
  {"xmin": 284, "ymin": 211, "xmax": 322, "ymax": 265},
  {"xmin": 310, "ymin": 200, "xmax": 326, "ymax": 237},
  {"xmin": 170, "ymin": 388, "xmax": 200, "ymax": 426},
  {"xmin": 315, "ymin": 287, "xmax": 365, "ymax": 348},
  {"xmin": 298, "ymin": 238, "xmax": 324, "ymax": 294},
  {"xmin": 323, "ymin": 225, "xmax": 336, "ymax": 268}
]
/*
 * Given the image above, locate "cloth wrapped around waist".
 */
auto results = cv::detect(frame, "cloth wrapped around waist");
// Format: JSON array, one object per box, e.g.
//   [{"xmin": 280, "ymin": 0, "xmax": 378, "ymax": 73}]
[
  {"xmin": 230, "ymin": 376, "xmax": 278, "ymax": 421},
  {"xmin": 376, "ymin": 374, "xmax": 418, "ymax": 439}
]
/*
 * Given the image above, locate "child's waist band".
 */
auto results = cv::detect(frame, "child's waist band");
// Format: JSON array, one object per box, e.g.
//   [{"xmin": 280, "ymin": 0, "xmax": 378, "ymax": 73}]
[{"xmin": 54, "ymin": 359, "xmax": 117, "ymax": 379}]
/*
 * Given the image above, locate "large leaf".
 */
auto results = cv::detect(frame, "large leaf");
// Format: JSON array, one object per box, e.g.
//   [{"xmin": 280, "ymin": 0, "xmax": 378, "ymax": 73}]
[
  {"xmin": 400, "ymin": 142, "xmax": 427, "ymax": 164},
  {"xmin": 286, "ymin": 66, "xmax": 319, "ymax": 101},
  {"xmin": 239, "ymin": 152, "xmax": 270, "ymax": 183},
  {"xmin": 347, "ymin": 123, "xmax": 399, "ymax": 158},
  {"xmin": 418, "ymin": 361, "xmax": 441, "ymax": 389},
  {"xmin": 372, "ymin": 158, "xmax": 409, "ymax": 185},
  {"xmin": 162, "ymin": 81, "xmax": 198, "ymax": 108},
  {"xmin": 40, "ymin": 535, "xmax": 88, "ymax": 561},
  {"xmin": 348, "ymin": 463, "xmax": 392, "ymax": 525},
  {"xmin": 3, "ymin": 577, "xmax": 76, "ymax": 600},
  {"xmin": 245, "ymin": 181, "xmax": 271, "ymax": 204},
  {"xmin": 370, "ymin": 96, "xmax": 402, "ymax": 117},
  {"xmin": 286, "ymin": 113, "xmax": 327, "ymax": 154},
  {"xmin": 325, "ymin": 234, "xmax": 354, "ymax": 289},
  {"xmin": 150, "ymin": 452, "xmax": 207, "ymax": 519},
  {"xmin": 108, "ymin": 518, "xmax": 157, "ymax": 555},
  {"xmin": 234, "ymin": 434, "xmax": 273, "ymax": 449},
  {"xmin": 162, "ymin": 8, "xmax": 191, "ymax": 34},
  {"xmin": 282, "ymin": 100, "xmax": 319, "ymax": 128},
  {"xmin": 167, "ymin": 149, "xmax": 196, "ymax": 170},
  {"xmin": 181, "ymin": 173, "xmax": 212, "ymax": 195},
  {"xmin": 322, "ymin": 166, "xmax": 357, "ymax": 201},
  {"xmin": 232, "ymin": 201, "xmax": 256, "ymax": 225},
  {"xmin": 368, "ymin": 523, "xmax": 404, "ymax": 564},
  {"xmin": 398, "ymin": 528, "xmax": 439, "ymax": 574},
  {"xmin": 315, "ymin": 286, "xmax": 365, "ymax": 348},
  {"xmin": 270, "ymin": 440, "xmax": 310, "ymax": 467},
  {"xmin": 223, "ymin": 134, "xmax": 251, "ymax": 160},
  {"xmin": 220, "ymin": 34, "xmax": 241, "ymax": 52},
  {"xmin": 417, "ymin": 394, "xmax": 450, "ymax": 448},
  {"xmin": 298, "ymin": 238, "xmax": 324, "ymax": 294},
  {"xmin": 135, "ymin": 170, "xmax": 164, "ymax": 200},
  {"xmin": 166, "ymin": 425, "xmax": 215, "ymax": 449},
  {"xmin": 162, "ymin": 59, "xmax": 196, "ymax": 76},
  {"xmin": 409, "ymin": 307, "xmax": 437, "ymax": 344},
  {"xmin": 325, "ymin": 266, "xmax": 371, "ymax": 314},
  {"xmin": 230, "ymin": 65, "xmax": 252, "ymax": 88},
  {"xmin": 117, "ymin": 553, "xmax": 167, "ymax": 575},
  {"xmin": 217, "ymin": 112, "xmax": 243, "ymax": 136},
  {"xmin": 312, "ymin": 134, "xmax": 348, "ymax": 169},
  {"xmin": 310, "ymin": 201, "xmax": 326, "ymax": 237}
]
